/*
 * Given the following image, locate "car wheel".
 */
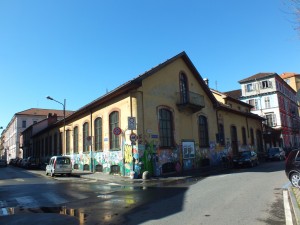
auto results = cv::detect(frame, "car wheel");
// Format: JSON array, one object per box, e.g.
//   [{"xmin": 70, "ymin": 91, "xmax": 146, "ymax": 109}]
[{"xmin": 290, "ymin": 172, "xmax": 300, "ymax": 188}]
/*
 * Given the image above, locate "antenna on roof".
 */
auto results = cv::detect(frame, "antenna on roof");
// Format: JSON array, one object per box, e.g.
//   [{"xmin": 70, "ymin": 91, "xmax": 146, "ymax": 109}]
[{"xmin": 215, "ymin": 81, "xmax": 218, "ymax": 90}]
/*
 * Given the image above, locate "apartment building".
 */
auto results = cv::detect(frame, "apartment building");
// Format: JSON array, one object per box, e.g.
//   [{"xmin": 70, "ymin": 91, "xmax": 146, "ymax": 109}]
[
  {"xmin": 239, "ymin": 73, "xmax": 300, "ymax": 149},
  {"xmin": 2, "ymin": 108, "xmax": 70, "ymax": 162}
]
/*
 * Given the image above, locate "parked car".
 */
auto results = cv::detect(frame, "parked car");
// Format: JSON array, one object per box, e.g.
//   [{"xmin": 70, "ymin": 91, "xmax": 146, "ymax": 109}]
[
  {"xmin": 21, "ymin": 159, "xmax": 28, "ymax": 168},
  {"xmin": 45, "ymin": 156, "xmax": 72, "ymax": 177},
  {"xmin": 26, "ymin": 156, "xmax": 39, "ymax": 169},
  {"xmin": 285, "ymin": 149, "xmax": 300, "ymax": 188},
  {"xmin": 0, "ymin": 159, "xmax": 7, "ymax": 167},
  {"xmin": 233, "ymin": 151, "xmax": 259, "ymax": 168},
  {"xmin": 265, "ymin": 147, "xmax": 285, "ymax": 161}
]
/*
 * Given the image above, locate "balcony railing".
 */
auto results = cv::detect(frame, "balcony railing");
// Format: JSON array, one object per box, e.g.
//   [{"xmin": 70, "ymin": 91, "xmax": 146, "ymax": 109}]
[{"xmin": 176, "ymin": 91, "xmax": 205, "ymax": 113}]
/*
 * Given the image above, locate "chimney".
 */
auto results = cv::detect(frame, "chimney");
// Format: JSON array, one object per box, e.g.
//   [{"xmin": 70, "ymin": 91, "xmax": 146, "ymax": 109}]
[{"xmin": 203, "ymin": 78, "xmax": 209, "ymax": 87}]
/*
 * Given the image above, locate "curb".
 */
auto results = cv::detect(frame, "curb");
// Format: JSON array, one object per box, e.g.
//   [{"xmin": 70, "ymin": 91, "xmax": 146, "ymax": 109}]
[{"xmin": 288, "ymin": 187, "xmax": 300, "ymax": 225}]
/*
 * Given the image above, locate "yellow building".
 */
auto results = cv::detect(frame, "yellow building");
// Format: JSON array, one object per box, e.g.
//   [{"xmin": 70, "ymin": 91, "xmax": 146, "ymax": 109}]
[{"xmin": 32, "ymin": 52, "xmax": 264, "ymax": 177}]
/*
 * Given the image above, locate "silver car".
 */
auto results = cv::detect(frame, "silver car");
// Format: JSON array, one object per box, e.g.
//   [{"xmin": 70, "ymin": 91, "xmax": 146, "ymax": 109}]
[{"xmin": 45, "ymin": 156, "xmax": 72, "ymax": 177}]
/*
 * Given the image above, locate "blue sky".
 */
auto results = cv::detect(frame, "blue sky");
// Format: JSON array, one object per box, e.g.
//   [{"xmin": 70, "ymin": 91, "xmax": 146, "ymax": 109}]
[{"xmin": 1, "ymin": 0, "xmax": 299, "ymax": 128}]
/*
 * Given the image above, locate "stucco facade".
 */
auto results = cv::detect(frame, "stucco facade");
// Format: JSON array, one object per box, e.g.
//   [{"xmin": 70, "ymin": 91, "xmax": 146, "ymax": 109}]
[{"xmin": 28, "ymin": 52, "xmax": 264, "ymax": 177}]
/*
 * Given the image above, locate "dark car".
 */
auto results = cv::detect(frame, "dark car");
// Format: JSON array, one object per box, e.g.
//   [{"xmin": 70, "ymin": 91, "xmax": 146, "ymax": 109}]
[
  {"xmin": 26, "ymin": 156, "xmax": 39, "ymax": 169},
  {"xmin": 233, "ymin": 151, "xmax": 259, "ymax": 168},
  {"xmin": 285, "ymin": 149, "xmax": 300, "ymax": 188},
  {"xmin": 265, "ymin": 147, "xmax": 285, "ymax": 161},
  {"xmin": 0, "ymin": 159, "xmax": 7, "ymax": 167}
]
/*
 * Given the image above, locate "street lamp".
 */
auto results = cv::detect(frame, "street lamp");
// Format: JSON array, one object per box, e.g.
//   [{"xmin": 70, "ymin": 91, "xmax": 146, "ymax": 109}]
[{"xmin": 46, "ymin": 96, "xmax": 66, "ymax": 155}]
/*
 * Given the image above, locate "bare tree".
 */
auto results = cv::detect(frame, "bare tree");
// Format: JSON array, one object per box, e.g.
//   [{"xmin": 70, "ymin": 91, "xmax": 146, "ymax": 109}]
[{"xmin": 283, "ymin": 0, "xmax": 300, "ymax": 34}]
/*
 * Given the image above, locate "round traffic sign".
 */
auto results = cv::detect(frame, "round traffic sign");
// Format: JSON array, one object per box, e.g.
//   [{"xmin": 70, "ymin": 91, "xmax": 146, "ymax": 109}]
[
  {"xmin": 113, "ymin": 127, "xmax": 122, "ymax": 135},
  {"xmin": 130, "ymin": 133, "xmax": 137, "ymax": 142}
]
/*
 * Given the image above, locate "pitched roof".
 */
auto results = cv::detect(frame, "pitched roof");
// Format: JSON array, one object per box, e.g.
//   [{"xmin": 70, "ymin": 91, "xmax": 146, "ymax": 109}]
[
  {"xmin": 238, "ymin": 72, "xmax": 277, "ymax": 84},
  {"xmin": 67, "ymin": 51, "xmax": 218, "ymax": 121},
  {"xmin": 223, "ymin": 89, "xmax": 242, "ymax": 100},
  {"xmin": 280, "ymin": 72, "xmax": 300, "ymax": 79},
  {"xmin": 16, "ymin": 108, "xmax": 73, "ymax": 118}
]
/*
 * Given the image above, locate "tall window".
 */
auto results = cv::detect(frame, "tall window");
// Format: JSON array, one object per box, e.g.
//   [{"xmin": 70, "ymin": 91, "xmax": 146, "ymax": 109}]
[
  {"xmin": 22, "ymin": 120, "xmax": 27, "ymax": 128},
  {"xmin": 179, "ymin": 73, "xmax": 188, "ymax": 104},
  {"xmin": 54, "ymin": 133, "xmax": 58, "ymax": 156},
  {"xmin": 218, "ymin": 123, "xmax": 225, "ymax": 146},
  {"xmin": 109, "ymin": 111, "xmax": 120, "ymax": 150},
  {"xmin": 159, "ymin": 108, "xmax": 174, "ymax": 148},
  {"xmin": 250, "ymin": 128, "xmax": 254, "ymax": 145},
  {"xmin": 248, "ymin": 99, "xmax": 258, "ymax": 110},
  {"xmin": 266, "ymin": 114, "xmax": 276, "ymax": 127},
  {"xmin": 49, "ymin": 136, "xmax": 52, "ymax": 156},
  {"xmin": 246, "ymin": 84, "xmax": 253, "ymax": 92},
  {"xmin": 94, "ymin": 118, "xmax": 103, "ymax": 151},
  {"xmin": 265, "ymin": 96, "xmax": 270, "ymax": 109},
  {"xmin": 242, "ymin": 127, "xmax": 247, "ymax": 145},
  {"xmin": 73, "ymin": 127, "xmax": 78, "ymax": 153},
  {"xmin": 83, "ymin": 122, "xmax": 89, "ymax": 152},
  {"xmin": 198, "ymin": 115, "xmax": 209, "ymax": 147},
  {"xmin": 66, "ymin": 130, "xmax": 70, "ymax": 154}
]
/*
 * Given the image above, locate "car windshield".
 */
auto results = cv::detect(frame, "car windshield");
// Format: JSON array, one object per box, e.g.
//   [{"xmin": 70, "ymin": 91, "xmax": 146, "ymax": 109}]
[
  {"xmin": 239, "ymin": 151, "xmax": 251, "ymax": 157},
  {"xmin": 56, "ymin": 157, "xmax": 70, "ymax": 164}
]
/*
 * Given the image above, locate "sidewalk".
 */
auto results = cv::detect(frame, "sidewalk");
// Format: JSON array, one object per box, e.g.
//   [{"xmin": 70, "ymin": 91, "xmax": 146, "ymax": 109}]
[
  {"xmin": 76, "ymin": 165, "xmax": 223, "ymax": 185},
  {"xmin": 289, "ymin": 187, "xmax": 300, "ymax": 225}
]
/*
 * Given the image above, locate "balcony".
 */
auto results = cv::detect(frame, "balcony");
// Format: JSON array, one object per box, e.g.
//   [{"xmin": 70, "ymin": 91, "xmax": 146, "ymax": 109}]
[{"xmin": 176, "ymin": 91, "xmax": 205, "ymax": 113}]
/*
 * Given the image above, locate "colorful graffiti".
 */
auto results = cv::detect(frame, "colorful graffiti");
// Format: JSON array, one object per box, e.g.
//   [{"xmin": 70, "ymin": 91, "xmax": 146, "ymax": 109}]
[{"xmin": 124, "ymin": 144, "xmax": 132, "ymax": 163}]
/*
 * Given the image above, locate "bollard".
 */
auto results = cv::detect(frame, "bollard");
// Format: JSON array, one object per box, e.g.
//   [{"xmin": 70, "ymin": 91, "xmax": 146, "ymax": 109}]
[{"xmin": 142, "ymin": 171, "xmax": 150, "ymax": 180}]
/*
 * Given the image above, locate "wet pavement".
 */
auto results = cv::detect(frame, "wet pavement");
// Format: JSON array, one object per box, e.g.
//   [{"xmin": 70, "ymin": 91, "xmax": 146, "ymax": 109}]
[{"xmin": 7, "ymin": 164, "xmax": 300, "ymax": 224}]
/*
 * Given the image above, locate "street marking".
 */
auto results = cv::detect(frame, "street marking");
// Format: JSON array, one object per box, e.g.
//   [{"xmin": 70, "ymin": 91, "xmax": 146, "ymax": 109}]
[
  {"xmin": 14, "ymin": 178, "xmax": 24, "ymax": 182},
  {"xmin": 43, "ymin": 193, "xmax": 67, "ymax": 205},
  {"xmin": 1, "ymin": 208, "xmax": 8, "ymax": 216},
  {"xmin": 283, "ymin": 190, "xmax": 293, "ymax": 225},
  {"xmin": 68, "ymin": 191, "xmax": 88, "ymax": 200},
  {"xmin": 16, "ymin": 196, "xmax": 39, "ymax": 208}
]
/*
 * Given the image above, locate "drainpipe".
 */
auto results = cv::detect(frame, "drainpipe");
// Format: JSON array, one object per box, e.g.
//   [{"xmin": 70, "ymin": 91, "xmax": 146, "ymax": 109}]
[
  {"xmin": 129, "ymin": 92, "xmax": 135, "ymax": 173},
  {"xmin": 90, "ymin": 110, "xmax": 93, "ymax": 173}
]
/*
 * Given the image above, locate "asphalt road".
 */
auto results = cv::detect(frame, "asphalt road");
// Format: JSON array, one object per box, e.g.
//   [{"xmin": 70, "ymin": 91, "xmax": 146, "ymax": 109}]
[{"xmin": 0, "ymin": 161, "xmax": 288, "ymax": 225}]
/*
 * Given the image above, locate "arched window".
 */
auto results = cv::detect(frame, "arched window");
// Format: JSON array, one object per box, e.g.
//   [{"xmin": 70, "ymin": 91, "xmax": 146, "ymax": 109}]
[
  {"xmin": 179, "ymin": 73, "xmax": 188, "ymax": 104},
  {"xmin": 159, "ymin": 108, "xmax": 174, "ymax": 148},
  {"xmin": 83, "ymin": 122, "xmax": 89, "ymax": 153},
  {"xmin": 199, "ymin": 115, "xmax": 209, "ymax": 147},
  {"xmin": 109, "ymin": 111, "xmax": 120, "ymax": 150},
  {"xmin": 73, "ymin": 126, "xmax": 79, "ymax": 153},
  {"xmin": 66, "ymin": 130, "xmax": 70, "ymax": 154},
  {"xmin": 54, "ymin": 133, "xmax": 58, "ymax": 155},
  {"xmin": 94, "ymin": 118, "xmax": 103, "ymax": 151},
  {"xmin": 218, "ymin": 123, "xmax": 225, "ymax": 146},
  {"xmin": 250, "ymin": 128, "xmax": 254, "ymax": 145},
  {"xmin": 242, "ymin": 127, "xmax": 247, "ymax": 145}
]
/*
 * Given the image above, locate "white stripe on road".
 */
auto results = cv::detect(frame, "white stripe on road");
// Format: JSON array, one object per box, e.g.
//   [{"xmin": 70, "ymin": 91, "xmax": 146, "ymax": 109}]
[
  {"xmin": 1, "ymin": 208, "xmax": 8, "ymax": 216},
  {"xmin": 16, "ymin": 196, "xmax": 39, "ymax": 208},
  {"xmin": 67, "ymin": 191, "xmax": 88, "ymax": 200},
  {"xmin": 283, "ymin": 190, "xmax": 293, "ymax": 225},
  {"xmin": 43, "ymin": 193, "xmax": 67, "ymax": 205}
]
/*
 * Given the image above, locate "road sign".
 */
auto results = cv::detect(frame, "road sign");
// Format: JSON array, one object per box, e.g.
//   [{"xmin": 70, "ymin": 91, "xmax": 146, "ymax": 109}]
[
  {"xmin": 128, "ymin": 117, "xmax": 136, "ymax": 130},
  {"xmin": 130, "ymin": 133, "xmax": 137, "ymax": 142},
  {"xmin": 113, "ymin": 127, "xmax": 122, "ymax": 135}
]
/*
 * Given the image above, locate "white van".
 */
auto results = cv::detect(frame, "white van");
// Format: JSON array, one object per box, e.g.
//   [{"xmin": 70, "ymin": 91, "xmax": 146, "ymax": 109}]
[{"xmin": 45, "ymin": 156, "xmax": 72, "ymax": 177}]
